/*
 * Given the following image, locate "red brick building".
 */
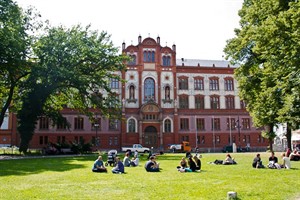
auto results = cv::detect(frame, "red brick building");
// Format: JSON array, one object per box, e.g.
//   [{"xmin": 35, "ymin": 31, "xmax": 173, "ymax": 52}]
[{"xmin": 1, "ymin": 36, "xmax": 268, "ymax": 152}]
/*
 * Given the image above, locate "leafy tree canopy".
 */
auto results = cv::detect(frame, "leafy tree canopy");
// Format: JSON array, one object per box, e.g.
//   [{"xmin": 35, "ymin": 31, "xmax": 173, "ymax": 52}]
[
  {"xmin": 0, "ymin": 0, "xmax": 41, "ymax": 127},
  {"xmin": 17, "ymin": 25, "xmax": 128, "ymax": 152},
  {"xmin": 224, "ymin": 0, "xmax": 300, "ymax": 149}
]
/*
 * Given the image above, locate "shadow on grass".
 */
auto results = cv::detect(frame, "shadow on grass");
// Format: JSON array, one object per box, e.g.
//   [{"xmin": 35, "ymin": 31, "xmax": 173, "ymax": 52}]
[{"xmin": 0, "ymin": 156, "xmax": 92, "ymax": 177}]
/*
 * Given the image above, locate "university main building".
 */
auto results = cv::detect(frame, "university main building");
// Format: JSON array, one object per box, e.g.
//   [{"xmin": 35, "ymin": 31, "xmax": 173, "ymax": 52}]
[{"xmin": 1, "ymin": 36, "xmax": 268, "ymax": 152}]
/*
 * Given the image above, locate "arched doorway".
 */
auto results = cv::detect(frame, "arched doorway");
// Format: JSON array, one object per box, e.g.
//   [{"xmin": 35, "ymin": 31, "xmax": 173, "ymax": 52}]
[{"xmin": 144, "ymin": 126, "xmax": 158, "ymax": 148}]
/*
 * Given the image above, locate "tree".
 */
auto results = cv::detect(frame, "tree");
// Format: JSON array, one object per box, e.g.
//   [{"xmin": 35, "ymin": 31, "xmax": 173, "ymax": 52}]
[
  {"xmin": 224, "ymin": 0, "xmax": 300, "ymax": 150},
  {"xmin": 0, "ymin": 0, "xmax": 42, "ymax": 127},
  {"xmin": 17, "ymin": 25, "xmax": 127, "ymax": 153}
]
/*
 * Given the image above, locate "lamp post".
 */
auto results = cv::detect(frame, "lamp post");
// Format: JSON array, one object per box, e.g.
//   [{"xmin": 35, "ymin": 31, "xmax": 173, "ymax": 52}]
[
  {"xmin": 212, "ymin": 116, "xmax": 215, "ymax": 153},
  {"xmin": 236, "ymin": 116, "xmax": 241, "ymax": 148},
  {"xmin": 195, "ymin": 116, "xmax": 198, "ymax": 150},
  {"xmin": 228, "ymin": 116, "xmax": 232, "ymax": 145},
  {"xmin": 94, "ymin": 121, "xmax": 99, "ymax": 149}
]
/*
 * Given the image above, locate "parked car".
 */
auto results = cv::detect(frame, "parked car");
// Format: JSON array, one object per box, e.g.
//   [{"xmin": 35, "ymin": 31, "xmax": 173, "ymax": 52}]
[
  {"xmin": 121, "ymin": 144, "xmax": 150, "ymax": 153},
  {"xmin": 169, "ymin": 141, "xmax": 191, "ymax": 153}
]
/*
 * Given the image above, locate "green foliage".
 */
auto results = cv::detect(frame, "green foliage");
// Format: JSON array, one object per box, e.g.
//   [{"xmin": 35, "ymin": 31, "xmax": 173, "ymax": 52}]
[
  {"xmin": 17, "ymin": 24, "xmax": 127, "ymax": 153},
  {"xmin": 0, "ymin": 153, "xmax": 300, "ymax": 199},
  {"xmin": 0, "ymin": 0, "xmax": 42, "ymax": 127},
  {"xmin": 225, "ymin": 0, "xmax": 300, "ymax": 148}
]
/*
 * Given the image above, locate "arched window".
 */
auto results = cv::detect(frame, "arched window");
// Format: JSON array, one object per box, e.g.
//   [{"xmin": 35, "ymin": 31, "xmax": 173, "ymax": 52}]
[
  {"xmin": 164, "ymin": 119, "xmax": 171, "ymax": 133},
  {"xmin": 129, "ymin": 85, "xmax": 135, "ymax": 99},
  {"xmin": 151, "ymin": 51, "xmax": 155, "ymax": 62},
  {"xmin": 143, "ymin": 51, "xmax": 155, "ymax": 62},
  {"xmin": 128, "ymin": 119, "xmax": 136, "ymax": 132},
  {"xmin": 144, "ymin": 78, "xmax": 155, "ymax": 101}
]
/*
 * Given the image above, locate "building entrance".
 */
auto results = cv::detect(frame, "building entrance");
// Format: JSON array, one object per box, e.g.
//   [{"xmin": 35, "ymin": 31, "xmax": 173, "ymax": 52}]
[{"xmin": 144, "ymin": 126, "xmax": 158, "ymax": 148}]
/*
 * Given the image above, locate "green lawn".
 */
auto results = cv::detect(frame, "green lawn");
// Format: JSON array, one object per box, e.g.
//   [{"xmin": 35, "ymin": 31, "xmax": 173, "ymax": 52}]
[{"xmin": 0, "ymin": 152, "xmax": 299, "ymax": 200}]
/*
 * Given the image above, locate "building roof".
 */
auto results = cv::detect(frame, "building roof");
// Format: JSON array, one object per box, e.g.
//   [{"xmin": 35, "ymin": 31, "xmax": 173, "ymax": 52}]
[{"xmin": 176, "ymin": 58, "xmax": 238, "ymax": 68}]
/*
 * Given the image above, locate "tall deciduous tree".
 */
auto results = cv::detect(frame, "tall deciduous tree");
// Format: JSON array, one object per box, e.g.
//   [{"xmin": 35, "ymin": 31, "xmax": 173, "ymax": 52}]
[
  {"xmin": 17, "ymin": 25, "xmax": 127, "ymax": 153},
  {"xmin": 0, "ymin": 0, "xmax": 40, "ymax": 127},
  {"xmin": 224, "ymin": 0, "xmax": 300, "ymax": 149}
]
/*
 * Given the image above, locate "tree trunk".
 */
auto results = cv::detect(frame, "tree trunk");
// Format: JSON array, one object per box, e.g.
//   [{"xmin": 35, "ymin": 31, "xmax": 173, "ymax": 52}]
[{"xmin": 286, "ymin": 124, "xmax": 292, "ymax": 150}]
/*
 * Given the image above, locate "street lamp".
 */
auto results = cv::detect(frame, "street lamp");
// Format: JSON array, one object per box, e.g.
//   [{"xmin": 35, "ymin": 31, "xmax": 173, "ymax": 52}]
[
  {"xmin": 236, "ymin": 116, "xmax": 241, "ymax": 148},
  {"xmin": 94, "ymin": 120, "xmax": 99, "ymax": 149}
]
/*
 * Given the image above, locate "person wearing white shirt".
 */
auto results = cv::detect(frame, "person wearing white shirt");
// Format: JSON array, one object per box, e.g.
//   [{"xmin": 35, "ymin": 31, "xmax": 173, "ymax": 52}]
[
  {"xmin": 281, "ymin": 153, "xmax": 291, "ymax": 169},
  {"xmin": 130, "ymin": 156, "xmax": 139, "ymax": 167}
]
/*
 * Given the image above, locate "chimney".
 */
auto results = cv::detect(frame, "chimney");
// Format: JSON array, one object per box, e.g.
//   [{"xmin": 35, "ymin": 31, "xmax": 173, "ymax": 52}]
[
  {"xmin": 172, "ymin": 44, "xmax": 176, "ymax": 52},
  {"xmin": 122, "ymin": 41, "xmax": 125, "ymax": 50},
  {"xmin": 138, "ymin": 35, "xmax": 142, "ymax": 44},
  {"xmin": 157, "ymin": 36, "xmax": 160, "ymax": 44}
]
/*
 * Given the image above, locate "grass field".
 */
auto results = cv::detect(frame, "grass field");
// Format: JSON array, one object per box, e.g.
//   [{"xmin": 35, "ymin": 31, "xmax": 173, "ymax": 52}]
[{"xmin": 0, "ymin": 152, "xmax": 299, "ymax": 200}]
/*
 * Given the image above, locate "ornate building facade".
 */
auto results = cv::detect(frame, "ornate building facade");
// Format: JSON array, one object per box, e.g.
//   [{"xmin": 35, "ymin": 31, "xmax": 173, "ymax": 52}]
[{"xmin": 2, "ymin": 36, "xmax": 268, "ymax": 152}]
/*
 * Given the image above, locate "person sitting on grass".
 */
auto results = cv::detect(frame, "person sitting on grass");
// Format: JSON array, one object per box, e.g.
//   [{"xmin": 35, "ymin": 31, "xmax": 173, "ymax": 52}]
[
  {"xmin": 281, "ymin": 153, "xmax": 291, "ymax": 169},
  {"xmin": 130, "ymin": 155, "xmax": 139, "ymax": 167},
  {"xmin": 123, "ymin": 152, "xmax": 131, "ymax": 167},
  {"xmin": 145, "ymin": 156, "xmax": 160, "ymax": 172},
  {"xmin": 177, "ymin": 157, "xmax": 188, "ymax": 172},
  {"xmin": 252, "ymin": 153, "xmax": 264, "ymax": 168},
  {"xmin": 289, "ymin": 149, "xmax": 300, "ymax": 161},
  {"xmin": 268, "ymin": 151, "xmax": 281, "ymax": 169},
  {"xmin": 92, "ymin": 156, "xmax": 107, "ymax": 173},
  {"xmin": 112, "ymin": 157, "xmax": 125, "ymax": 174},
  {"xmin": 193, "ymin": 155, "xmax": 201, "ymax": 171}
]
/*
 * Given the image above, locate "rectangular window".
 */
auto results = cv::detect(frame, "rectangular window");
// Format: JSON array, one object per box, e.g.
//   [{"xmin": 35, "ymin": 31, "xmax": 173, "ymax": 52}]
[
  {"xmin": 109, "ymin": 136, "xmax": 113, "ymax": 146},
  {"xmin": 209, "ymin": 79, "xmax": 219, "ymax": 90},
  {"xmin": 201, "ymin": 136, "xmax": 205, "ymax": 144},
  {"xmin": 110, "ymin": 78, "xmax": 119, "ymax": 89},
  {"xmin": 39, "ymin": 117, "xmax": 49, "ymax": 130},
  {"xmin": 74, "ymin": 117, "xmax": 84, "ymax": 130},
  {"xmin": 180, "ymin": 118, "xmax": 189, "ymax": 130},
  {"xmin": 194, "ymin": 79, "xmax": 204, "ymax": 90},
  {"xmin": 197, "ymin": 136, "xmax": 200, "ymax": 145},
  {"xmin": 240, "ymin": 100, "xmax": 247, "ymax": 109},
  {"xmin": 211, "ymin": 118, "xmax": 220, "ymax": 130},
  {"xmin": 109, "ymin": 119, "xmax": 119, "ymax": 130},
  {"xmin": 242, "ymin": 118, "xmax": 251, "ymax": 130},
  {"xmin": 178, "ymin": 78, "xmax": 188, "ymax": 90},
  {"xmin": 225, "ymin": 96, "xmax": 235, "ymax": 109},
  {"xmin": 57, "ymin": 117, "xmax": 67, "ymax": 130},
  {"xmin": 39, "ymin": 136, "xmax": 48, "ymax": 145},
  {"xmin": 226, "ymin": 118, "xmax": 236, "ymax": 130},
  {"xmin": 179, "ymin": 95, "xmax": 189, "ymax": 109},
  {"xmin": 181, "ymin": 135, "xmax": 189, "ymax": 142},
  {"xmin": 216, "ymin": 135, "xmax": 220, "ymax": 144},
  {"xmin": 114, "ymin": 137, "xmax": 118, "ymax": 145},
  {"xmin": 196, "ymin": 118, "xmax": 205, "ymax": 130},
  {"xmin": 210, "ymin": 96, "xmax": 220, "ymax": 109},
  {"xmin": 225, "ymin": 79, "xmax": 234, "ymax": 91},
  {"xmin": 195, "ymin": 96, "xmax": 205, "ymax": 109}
]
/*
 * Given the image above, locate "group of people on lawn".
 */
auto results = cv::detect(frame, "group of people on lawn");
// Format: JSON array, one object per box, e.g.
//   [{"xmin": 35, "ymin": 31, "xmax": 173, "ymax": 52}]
[
  {"xmin": 177, "ymin": 154, "xmax": 201, "ymax": 172},
  {"xmin": 92, "ymin": 150, "xmax": 140, "ymax": 174},
  {"xmin": 92, "ymin": 148, "xmax": 297, "ymax": 174},
  {"xmin": 252, "ymin": 151, "xmax": 291, "ymax": 169}
]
